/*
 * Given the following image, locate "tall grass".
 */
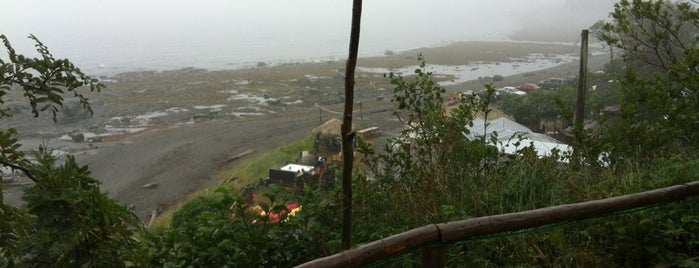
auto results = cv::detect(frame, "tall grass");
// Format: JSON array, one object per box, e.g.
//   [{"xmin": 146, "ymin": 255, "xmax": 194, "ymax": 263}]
[{"xmin": 351, "ymin": 146, "xmax": 699, "ymax": 266}]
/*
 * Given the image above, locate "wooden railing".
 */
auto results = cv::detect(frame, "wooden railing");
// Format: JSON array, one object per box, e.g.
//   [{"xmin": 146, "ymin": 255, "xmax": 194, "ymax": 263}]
[{"xmin": 296, "ymin": 181, "xmax": 699, "ymax": 268}]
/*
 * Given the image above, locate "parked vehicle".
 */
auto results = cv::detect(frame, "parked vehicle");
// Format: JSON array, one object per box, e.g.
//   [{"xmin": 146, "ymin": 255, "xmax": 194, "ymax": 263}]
[
  {"xmin": 516, "ymin": 83, "xmax": 539, "ymax": 92},
  {"xmin": 538, "ymin": 78, "xmax": 567, "ymax": 89},
  {"xmin": 476, "ymin": 88, "xmax": 500, "ymax": 101},
  {"xmin": 497, "ymin": 86, "xmax": 526, "ymax": 96}
]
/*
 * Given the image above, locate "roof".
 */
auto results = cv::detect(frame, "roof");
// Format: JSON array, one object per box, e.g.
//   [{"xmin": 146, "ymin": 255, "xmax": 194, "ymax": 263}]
[
  {"xmin": 500, "ymin": 139, "xmax": 572, "ymax": 159},
  {"xmin": 466, "ymin": 117, "xmax": 532, "ymax": 141},
  {"xmin": 465, "ymin": 117, "xmax": 571, "ymax": 160},
  {"xmin": 312, "ymin": 118, "xmax": 358, "ymax": 137},
  {"xmin": 280, "ymin": 164, "xmax": 315, "ymax": 173}
]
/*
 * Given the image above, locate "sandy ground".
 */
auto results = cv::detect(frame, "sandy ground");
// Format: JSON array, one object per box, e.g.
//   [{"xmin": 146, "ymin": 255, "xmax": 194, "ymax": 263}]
[{"xmin": 1, "ymin": 41, "xmax": 610, "ymax": 222}]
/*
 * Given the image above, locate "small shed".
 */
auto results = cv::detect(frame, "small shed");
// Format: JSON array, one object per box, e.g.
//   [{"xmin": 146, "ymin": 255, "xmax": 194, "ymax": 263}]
[
  {"xmin": 268, "ymin": 164, "xmax": 315, "ymax": 187},
  {"xmin": 280, "ymin": 164, "xmax": 315, "ymax": 174}
]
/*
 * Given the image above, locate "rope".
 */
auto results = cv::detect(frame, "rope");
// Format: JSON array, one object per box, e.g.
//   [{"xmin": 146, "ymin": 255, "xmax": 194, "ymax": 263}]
[
  {"xmin": 315, "ymin": 103, "xmax": 344, "ymax": 115},
  {"xmin": 314, "ymin": 103, "xmax": 363, "ymax": 115},
  {"xmin": 569, "ymin": 34, "xmax": 582, "ymax": 55}
]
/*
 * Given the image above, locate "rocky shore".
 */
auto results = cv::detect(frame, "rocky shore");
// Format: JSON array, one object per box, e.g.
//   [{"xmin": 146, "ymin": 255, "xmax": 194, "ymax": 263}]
[{"xmin": 1, "ymin": 41, "xmax": 609, "ymax": 221}]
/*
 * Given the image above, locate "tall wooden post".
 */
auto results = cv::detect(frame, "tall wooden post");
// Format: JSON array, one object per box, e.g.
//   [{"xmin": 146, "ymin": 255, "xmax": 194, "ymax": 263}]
[
  {"xmin": 341, "ymin": 0, "xmax": 362, "ymax": 250},
  {"xmin": 575, "ymin": 29, "xmax": 589, "ymax": 146},
  {"xmin": 358, "ymin": 101, "xmax": 363, "ymax": 121},
  {"xmin": 422, "ymin": 246, "xmax": 446, "ymax": 267}
]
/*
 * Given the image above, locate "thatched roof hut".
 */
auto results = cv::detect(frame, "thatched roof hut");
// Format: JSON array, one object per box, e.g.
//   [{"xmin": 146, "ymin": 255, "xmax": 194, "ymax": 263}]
[
  {"xmin": 312, "ymin": 118, "xmax": 358, "ymax": 138},
  {"xmin": 312, "ymin": 119, "xmax": 359, "ymax": 154}
]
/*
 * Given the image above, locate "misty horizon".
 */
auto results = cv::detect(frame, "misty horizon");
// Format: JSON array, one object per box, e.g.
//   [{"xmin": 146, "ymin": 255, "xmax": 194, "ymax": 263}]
[{"xmin": 1, "ymin": 0, "xmax": 616, "ymax": 75}]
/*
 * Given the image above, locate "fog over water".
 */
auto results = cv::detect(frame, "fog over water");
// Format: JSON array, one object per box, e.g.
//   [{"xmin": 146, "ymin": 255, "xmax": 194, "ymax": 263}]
[{"xmin": 1, "ymin": 0, "xmax": 615, "ymax": 76}]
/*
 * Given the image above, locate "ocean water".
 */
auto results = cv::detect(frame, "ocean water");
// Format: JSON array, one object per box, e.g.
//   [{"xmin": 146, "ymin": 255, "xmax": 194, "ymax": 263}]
[{"xmin": 0, "ymin": 0, "xmax": 612, "ymax": 76}]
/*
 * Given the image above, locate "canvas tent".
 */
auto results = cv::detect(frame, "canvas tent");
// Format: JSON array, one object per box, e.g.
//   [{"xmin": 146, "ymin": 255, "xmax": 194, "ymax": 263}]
[{"xmin": 464, "ymin": 117, "xmax": 572, "ymax": 159}]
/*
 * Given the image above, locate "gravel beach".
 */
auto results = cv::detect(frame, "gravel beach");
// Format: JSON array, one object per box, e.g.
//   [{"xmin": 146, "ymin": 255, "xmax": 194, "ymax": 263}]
[{"xmin": 1, "ymin": 41, "xmax": 610, "ymax": 221}]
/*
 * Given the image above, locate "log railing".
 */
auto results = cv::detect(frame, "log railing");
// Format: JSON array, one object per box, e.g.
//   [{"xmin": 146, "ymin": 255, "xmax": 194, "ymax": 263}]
[{"xmin": 296, "ymin": 181, "xmax": 699, "ymax": 268}]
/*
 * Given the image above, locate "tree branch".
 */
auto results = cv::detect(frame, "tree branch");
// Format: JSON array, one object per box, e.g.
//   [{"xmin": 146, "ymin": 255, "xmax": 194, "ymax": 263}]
[{"xmin": 0, "ymin": 160, "xmax": 38, "ymax": 183}]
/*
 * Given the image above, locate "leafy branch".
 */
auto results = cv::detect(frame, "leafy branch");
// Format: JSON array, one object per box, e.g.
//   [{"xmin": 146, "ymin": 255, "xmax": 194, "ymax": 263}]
[{"xmin": 0, "ymin": 34, "xmax": 103, "ymax": 121}]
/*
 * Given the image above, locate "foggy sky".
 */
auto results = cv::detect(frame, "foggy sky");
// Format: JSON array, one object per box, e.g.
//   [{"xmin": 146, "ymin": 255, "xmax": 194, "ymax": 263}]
[
  {"xmin": 0, "ymin": 0, "xmax": 617, "ymax": 73},
  {"xmin": 1, "ymin": 0, "xmax": 616, "ymax": 44}
]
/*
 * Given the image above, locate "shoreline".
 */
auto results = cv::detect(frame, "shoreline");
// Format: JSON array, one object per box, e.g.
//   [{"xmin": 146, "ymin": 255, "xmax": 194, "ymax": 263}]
[
  {"xmin": 98, "ymin": 40, "xmax": 604, "ymax": 79},
  {"xmin": 2, "ymin": 41, "xmax": 610, "ymax": 221}
]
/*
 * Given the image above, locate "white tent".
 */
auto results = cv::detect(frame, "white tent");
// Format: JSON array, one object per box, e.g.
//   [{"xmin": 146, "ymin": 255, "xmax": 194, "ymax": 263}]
[{"xmin": 465, "ymin": 117, "xmax": 571, "ymax": 160}]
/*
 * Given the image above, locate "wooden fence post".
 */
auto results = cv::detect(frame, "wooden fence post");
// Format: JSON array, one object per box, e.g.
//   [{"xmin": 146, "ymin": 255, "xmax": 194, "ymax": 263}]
[{"xmin": 421, "ymin": 245, "xmax": 445, "ymax": 268}]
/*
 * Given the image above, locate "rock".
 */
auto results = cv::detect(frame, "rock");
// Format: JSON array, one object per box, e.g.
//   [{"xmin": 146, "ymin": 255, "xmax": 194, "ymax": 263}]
[
  {"xmin": 192, "ymin": 113, "xmax": 213, "ymax": 121},
  {"xmin": 71, "ymin": 133, "xmax": 85, "ymax": 143}
]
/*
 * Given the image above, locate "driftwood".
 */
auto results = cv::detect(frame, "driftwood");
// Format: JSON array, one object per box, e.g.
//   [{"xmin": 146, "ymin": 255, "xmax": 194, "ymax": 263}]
[
  {"xmin": 296, "ymin": 181, "xmax": 699, "ymax": 268},
  {"xmin": 218, "ymin": 149, "xmax": 253, "ymax": 167},
  {"xmin": 142, "ymin": 182, "xmax": 158, "ymax": 189},
  {"xmin": 147, "ymin": 208, "xmax": 159, "ymax": 228}
]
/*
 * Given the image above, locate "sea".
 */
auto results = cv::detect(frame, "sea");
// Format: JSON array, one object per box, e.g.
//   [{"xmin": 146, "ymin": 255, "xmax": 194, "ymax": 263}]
[{"xmin": 0, "ymin": 0, "xmax": 611, "ymax": 77}]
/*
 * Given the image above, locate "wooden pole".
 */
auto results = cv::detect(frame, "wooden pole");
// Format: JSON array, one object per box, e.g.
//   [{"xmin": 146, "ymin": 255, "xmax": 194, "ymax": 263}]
[
  {"xmin": 575, "ymin": 29, "xmax": 589, "ymax": 146},
  {"xmin": 341, "ymin": 0, "xmax": 362, "ymax": 250},
  {"xmin": 421, "ymin": 245, "xmax": 445, "ymax": 267},
  {"xmin": 358, "ymin": 101, "xmax": 363, "ymax": 121}
]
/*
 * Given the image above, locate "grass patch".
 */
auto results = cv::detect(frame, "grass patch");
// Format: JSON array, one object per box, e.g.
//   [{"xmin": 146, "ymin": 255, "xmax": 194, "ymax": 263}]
[
  {"xmin": 216, "ymin": 134, "xmax": 315, "ymax": 190},
  {"xmin": 149, "ymin": 134, "xmax": 316, "ymax": 229}
]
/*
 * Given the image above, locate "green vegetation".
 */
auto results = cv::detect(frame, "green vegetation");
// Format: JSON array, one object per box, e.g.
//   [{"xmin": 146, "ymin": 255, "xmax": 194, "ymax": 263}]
[
  {"xmin": 497, "ymin": 70, "xmax": 618, "ymax": 131},
  {"xmin": 1, "ymin": 1, "xmax": 698, "ymax": 266},
  {"xmin": 138, "ymin": 184, "xmax": 340, "ymax": 267},
  {"xmin": 215, "ymin": 135, "xmax": 315, "ymax": 190},
  {"xmin": 1, "ymin": 34, "xmax": 140, "ymax": 267},
  {"xmin": 148, "ymin": 135, "xmax": 316, "ymax": 229}
]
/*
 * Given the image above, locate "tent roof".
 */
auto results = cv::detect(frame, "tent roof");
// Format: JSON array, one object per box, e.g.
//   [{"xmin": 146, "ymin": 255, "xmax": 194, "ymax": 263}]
[
  {"xmin": 465, "ymin": 117, "xmax": 570, "ymax": 160},
  {"xmin": 467, "ymin": 117, "xmax": 532, "ymax": 138}
]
